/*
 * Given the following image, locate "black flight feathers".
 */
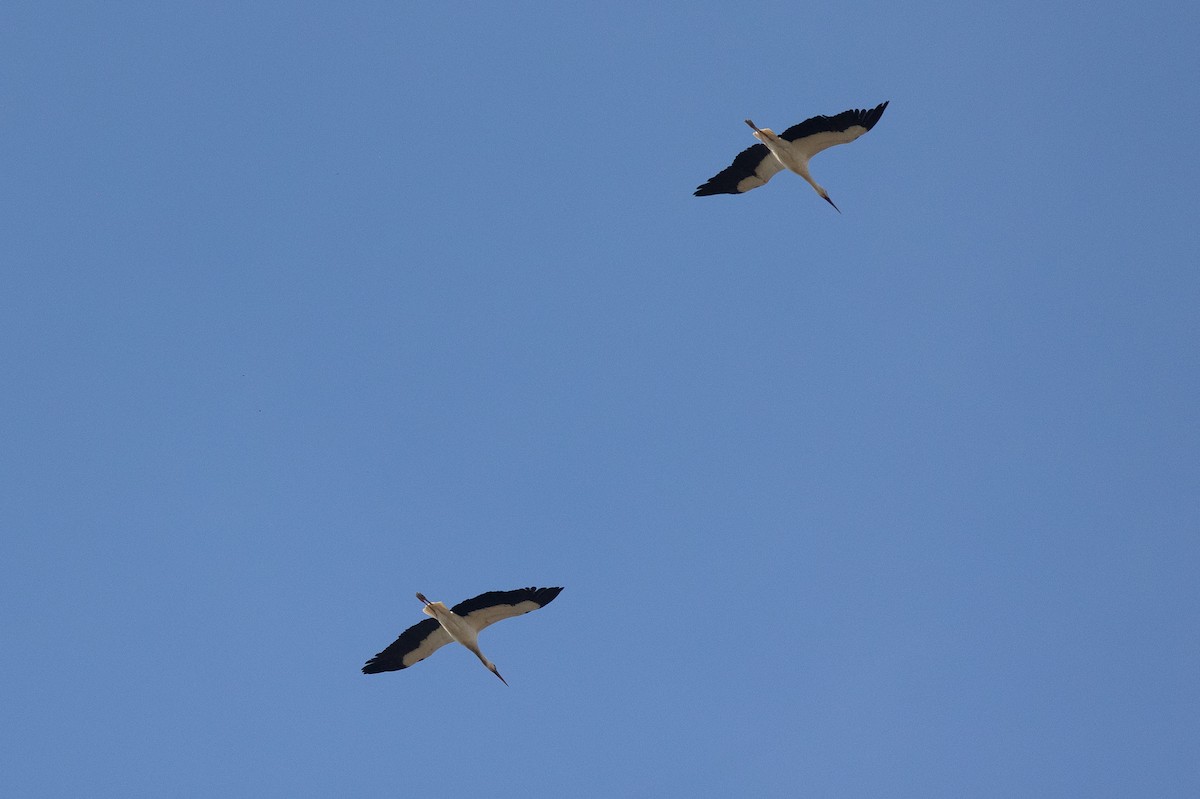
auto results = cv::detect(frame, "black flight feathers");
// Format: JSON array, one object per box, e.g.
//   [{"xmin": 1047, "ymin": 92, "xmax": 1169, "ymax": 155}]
[
  {"xmin": 778, "ymin": 101, "xmax": 889, "ymax": 142},
  {"xmin": 451, "ymin": 586, "xmax": 563, "ymax": 616}
]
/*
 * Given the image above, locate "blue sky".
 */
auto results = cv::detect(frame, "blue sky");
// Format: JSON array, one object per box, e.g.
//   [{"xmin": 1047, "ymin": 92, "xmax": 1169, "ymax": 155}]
[{"xmin": 3, "ymin": 1, "xmax": 1198, "ymax": 796}]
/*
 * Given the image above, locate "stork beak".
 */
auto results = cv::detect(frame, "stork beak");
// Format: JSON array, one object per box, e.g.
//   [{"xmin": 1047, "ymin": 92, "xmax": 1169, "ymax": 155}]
[
  {"xmin": 823, "ymin": 195, "xmax": 841, "ymax": 214},
  {"xmin": 491, "ymin": 666, "xmax": 508, "ymax": 686}
]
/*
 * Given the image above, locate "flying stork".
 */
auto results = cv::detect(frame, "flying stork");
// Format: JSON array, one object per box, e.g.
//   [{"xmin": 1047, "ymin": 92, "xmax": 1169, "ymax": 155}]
[
  {"xmin": 362, "ymin": 586, "xmax": 563, "ymax": 685},
  {"xmin": 694, "ymin": 101, "xmax": 889, "ymax": 211}
]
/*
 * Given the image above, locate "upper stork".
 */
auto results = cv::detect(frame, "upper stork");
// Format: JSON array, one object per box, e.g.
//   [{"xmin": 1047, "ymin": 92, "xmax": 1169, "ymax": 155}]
[
  {"xmin": 362, "ymin": 586, "xmax": 563, "ymax": 685},
  {"xmin": 694, "ymin": 101, "xmax": 889, "ymax": 211}
]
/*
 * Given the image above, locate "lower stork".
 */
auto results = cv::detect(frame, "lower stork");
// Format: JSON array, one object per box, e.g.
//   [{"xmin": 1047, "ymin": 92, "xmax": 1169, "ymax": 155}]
[
  {"xmin": 362, "ymin": 587, "xmax": 563, "ymax": 685},
  {"xmin": 694, "ymin": 101, "xmax": 889, "ymax": 211}
]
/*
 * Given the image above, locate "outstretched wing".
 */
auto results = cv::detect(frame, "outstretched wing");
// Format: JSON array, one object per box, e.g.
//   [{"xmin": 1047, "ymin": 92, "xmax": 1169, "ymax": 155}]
[
  {"xmin": 362, "ymin": 617, "xmax": 452, "ymax": 674},
  {"xmin": 452, "ymin": 586, "xmax": 564, "ymax": 633},
  {"xmin": 781, "ymin": 101, "xmax": 889, "ymax": 160},
  {"xmin": 694, "ymin": 142, "xmax": 784, "ymax": 196}
]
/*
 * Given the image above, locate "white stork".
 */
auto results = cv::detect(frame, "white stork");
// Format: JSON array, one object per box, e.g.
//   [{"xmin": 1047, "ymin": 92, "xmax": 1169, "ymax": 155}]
[
  {"xmin": 694, "ymin": 101, "xmax": 889, "ymax": 211},
  {"xmin": 362, "ymin": 586, "xmax": 563, "ymax": 685}
]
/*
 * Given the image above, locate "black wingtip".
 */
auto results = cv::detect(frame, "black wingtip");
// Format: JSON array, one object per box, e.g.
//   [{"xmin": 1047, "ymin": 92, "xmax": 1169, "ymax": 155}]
[
  {"xmin": 861, "ymin": 100, "xmax": 889, "ymax": 131},
  {"xmin": 694, "ymin": 142, "xmax": 772, "ymax": 196},
  {"xmin": 362, "ymin": 655, "xmax": 393, "ymax": 674},
  {"xmin": 531, "ymin": 586, "xmax": 564, "ymax": 606}
]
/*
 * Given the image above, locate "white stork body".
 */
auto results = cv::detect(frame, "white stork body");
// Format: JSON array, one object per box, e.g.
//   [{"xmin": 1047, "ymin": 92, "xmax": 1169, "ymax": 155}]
[
  {"xmin": 362, "ymin": 586, "xmax": 563, "ymax": 685},
  {"xmin": 695, "ymin": 101, "xmax": 889, "ymax": 211}
]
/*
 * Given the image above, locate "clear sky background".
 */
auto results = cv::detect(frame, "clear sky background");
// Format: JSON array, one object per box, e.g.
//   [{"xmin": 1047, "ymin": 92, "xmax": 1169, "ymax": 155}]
[{"xmin": 3, "ymin": 2, "xmax": 1198, "ymax": 796}]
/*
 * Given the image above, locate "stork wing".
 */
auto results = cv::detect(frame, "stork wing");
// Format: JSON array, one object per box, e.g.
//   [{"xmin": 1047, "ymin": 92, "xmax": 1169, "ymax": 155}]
[
  {"xmin": 362, "ymin": 617, "xmax": 452, "ymax": 674},
  {"xmin": 694, "ymin": 142, "xmax": 785, "ymax": 196},
  {"xmin": 780, "ymin": 101, "xmax": 889, "ymax": 160},
  {"xmin": 452, "ymin": 586, "xmax": 564, "ymax": 633}
]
